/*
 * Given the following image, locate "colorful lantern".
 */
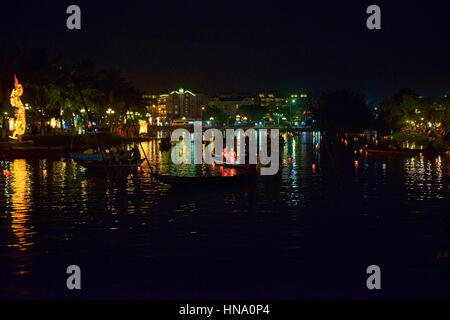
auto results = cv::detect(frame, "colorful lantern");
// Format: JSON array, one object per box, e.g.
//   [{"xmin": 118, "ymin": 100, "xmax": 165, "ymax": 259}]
[{"xmin": 9, "ymin": 75, "xmax": 26, "ymax": 139}]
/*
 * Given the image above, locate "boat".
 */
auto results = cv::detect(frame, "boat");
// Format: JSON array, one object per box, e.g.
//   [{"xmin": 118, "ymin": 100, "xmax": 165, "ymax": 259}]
[
  {"xmin": 152, "ymin": 172, "xmax": 250, "ymax": 187},
  {"xmin": 218, "ymin": 162, "xmax": 247, "ymax": 169},
  {"xmin": 365, "ymin": 148, "xmax": 434, "ymax": 155},
  {"xmin": 0, "ymin": 143, "xmax": 68, "ymax": 159},
  {"xmin": 152, "ymin": 168, "xmax": 280, "ymax": 188},
  {"xmin": 69, "ymin": 152, "xmax": 144, "ymax": 169}
]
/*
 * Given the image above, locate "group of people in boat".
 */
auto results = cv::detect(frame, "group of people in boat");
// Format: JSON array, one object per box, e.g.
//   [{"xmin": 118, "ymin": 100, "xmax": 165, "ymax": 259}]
[
  {"xmin": 221, "ymin": 133, "xmax": 284, "ymax": 161},
  {"xmin": 83, "ymin": 144, "xmax": 141, "ymax": 163},
  {"xmin": 220, "ymin": 132, "xmax": 284, "ymax": 176}
]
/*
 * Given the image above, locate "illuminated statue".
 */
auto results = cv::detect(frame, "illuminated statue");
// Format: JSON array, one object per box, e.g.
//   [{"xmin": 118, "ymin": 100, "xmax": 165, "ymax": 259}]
[{"xmin": 9, "ymin": 75, "xmax": 26, "ymax": 140}]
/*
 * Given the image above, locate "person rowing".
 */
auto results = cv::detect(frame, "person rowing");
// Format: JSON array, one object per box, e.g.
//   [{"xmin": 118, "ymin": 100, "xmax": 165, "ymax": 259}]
[{"xmin": 133, "ymin": 144, "xmax": 141, "ymax": 160}]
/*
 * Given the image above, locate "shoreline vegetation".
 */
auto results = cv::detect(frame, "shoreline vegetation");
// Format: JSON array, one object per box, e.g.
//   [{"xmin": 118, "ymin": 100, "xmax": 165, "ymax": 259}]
[{"xmin": 391, "ymin": 131, "xmax": 449, "ymax": 151}]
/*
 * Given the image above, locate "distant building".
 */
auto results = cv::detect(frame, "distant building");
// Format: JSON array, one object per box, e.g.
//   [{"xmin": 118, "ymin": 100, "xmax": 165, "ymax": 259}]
[
  {"xmin": 256, "ymin": 92, "xmax": 308, "ymax": 109},
  {"xmin": 256, "ymin": 92, "xmax": 285, "ymax": 109},
  {"xmin": 142, "ymin": 93, "xmax": 168, "ymax": 124},
  {"xmin": 166, "ymin": 88, "xmax": 209, "ymax": 120},
  {"xmin": 142, "ymin": 94, "xmax": 158, "ymax": 106},
  {"xmin": 143, "ymin": 89, "xmax": 208, "ymax": 122},
  {"xmin": 288, "ymin": 93, "xmax": 308, "ymax": 102},
  {"xmin": 208, "ymin": 93, "xmax": 255, "ymax": 116}
]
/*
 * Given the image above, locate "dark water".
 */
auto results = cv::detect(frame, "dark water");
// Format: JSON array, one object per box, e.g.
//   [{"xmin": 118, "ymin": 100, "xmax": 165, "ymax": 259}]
[{"xmin": 0, "ymin": 133, "xmax": 449, "ymax": 299}]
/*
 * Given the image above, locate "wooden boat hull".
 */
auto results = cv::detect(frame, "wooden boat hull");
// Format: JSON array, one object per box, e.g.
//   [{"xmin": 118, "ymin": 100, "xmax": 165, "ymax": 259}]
[
  {"xmin": 152, "ymin": 170, "xmax": 280, "ymax": 188},
  {"xmin": 0, "ymin": 145, "xmax": 68, "ymax": 159},
  {"xmin": 69, "ymin": 153, "xmax": 105, "ymax": 161},
  {"xmin": 152, "ymin": 173, "xmax": 249, "ymax": 187},
  {"xmin": 69, "ymin": 153, "xmax": 144, "ymax": 169},
  {"xmin": 74, "ymin": 160, "xmax": 144, "ymax": 169},
  {"xmin": 365, "ymin": 148, "xmax": 433, "ymax": 155},
  {"xmin": 219, "ymin": 163, "xmax": 247, "ymax": 169}
]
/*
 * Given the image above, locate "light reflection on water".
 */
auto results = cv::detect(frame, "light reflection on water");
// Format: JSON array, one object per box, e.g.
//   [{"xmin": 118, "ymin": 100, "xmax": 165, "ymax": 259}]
[
  {"xmin": 403, "ymin": 155, "xmax": 445, "ymax": 200},
  {"xmin": 0, "ymin": 133, "xmax": 448, "ymax": 298},
  {"xmin": 9, "ymin": 159, "xmax": 33, "ymax": 252}
]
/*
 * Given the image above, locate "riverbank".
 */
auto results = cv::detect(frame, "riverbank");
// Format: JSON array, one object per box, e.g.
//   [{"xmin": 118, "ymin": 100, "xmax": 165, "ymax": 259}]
[
  {"xmin": 391, "ymin": 131, "xmax": 449, "ymax": 151},
  {"xmin": 0, "ymin": 133, "xmax": 150, "ymax": 159}
]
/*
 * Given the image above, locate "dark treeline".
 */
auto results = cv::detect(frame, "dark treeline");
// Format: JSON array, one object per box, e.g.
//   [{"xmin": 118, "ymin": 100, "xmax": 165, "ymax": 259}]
[{"xmin": 316, "ymin": 89, "xmax": 449, "ymax": 149}]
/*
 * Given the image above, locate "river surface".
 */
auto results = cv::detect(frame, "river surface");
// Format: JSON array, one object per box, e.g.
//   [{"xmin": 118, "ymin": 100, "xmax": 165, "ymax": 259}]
[{"xmin": 0, "ymin": 132, "xmax": 449, "ymax": 299}]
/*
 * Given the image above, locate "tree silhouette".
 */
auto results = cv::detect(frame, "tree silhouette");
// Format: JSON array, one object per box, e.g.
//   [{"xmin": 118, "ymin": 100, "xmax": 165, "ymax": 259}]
[{"xmin": 318, "ymin": 90, "xmax": 373, "ymax": 134}]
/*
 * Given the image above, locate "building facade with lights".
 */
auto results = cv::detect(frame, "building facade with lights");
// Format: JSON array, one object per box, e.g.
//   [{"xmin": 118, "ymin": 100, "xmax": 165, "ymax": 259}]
[
  {"xmin": 165, "ymin": 89, "xmax": 209, "ymax": 120},
  {"xmin": 208, "ymin": 93, "xmax": 255, "ymax": 116},
  {"xmin": 142, "ymin": 93, "xmax": 169, "ymax": 124},
  {"xmin": 143, "ymin": 89, "xmax": 209, "ymax": 122},
  {"xmin": 255, "ymin": 92, "xmax": 308, "ymax": 110},
  {"xmin": 256, "ymin": 92, "xmax": 286, "ymax": 110}
]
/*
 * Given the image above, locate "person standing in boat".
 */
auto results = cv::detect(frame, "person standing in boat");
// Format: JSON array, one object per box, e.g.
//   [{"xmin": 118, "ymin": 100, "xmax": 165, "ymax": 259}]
[
  {"xmin": 106, "ymin": 148, "xmax": 114, "ymax": 162},
  {"xmin": 133, "ymin": 144, "xmax": 141, "ymax": 160},
  {"xmin": 111, "ymin": 145, "xmax": 119, "ymax": 162},
  {"xmin": 118, "ymin": 146, "xmax": 125, "ymax": 163},
  {"xmin": 222, "ymin": 146, "xmax": 236, "ymax": 164}
]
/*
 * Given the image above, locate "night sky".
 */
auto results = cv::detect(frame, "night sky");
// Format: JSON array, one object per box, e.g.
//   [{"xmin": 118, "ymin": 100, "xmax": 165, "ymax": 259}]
[{"xmin": 1, "ymin": 0, "xmax": 449, "ymax": 100}]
